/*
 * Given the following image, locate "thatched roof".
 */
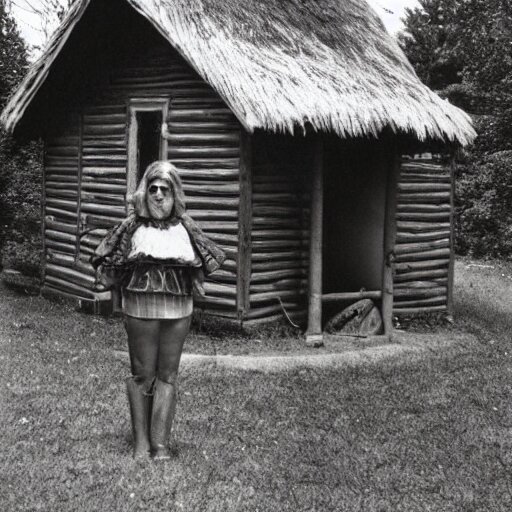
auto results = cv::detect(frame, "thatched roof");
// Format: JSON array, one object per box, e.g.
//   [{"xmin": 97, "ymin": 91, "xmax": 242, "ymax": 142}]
[{"xmin": 1, "ymin": 0, "xmax": 476, "ymax": 145}]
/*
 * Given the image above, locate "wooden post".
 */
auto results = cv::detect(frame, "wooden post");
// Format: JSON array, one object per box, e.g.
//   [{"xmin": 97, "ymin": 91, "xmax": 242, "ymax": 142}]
[
  {"xmin": 446, "ymin": 154, "xmax": 456, "ymax": 320},
  {"xmin": 126, "ymin": 107, "xmax": 138, "ymax": 212},
  {"xmin": 75, "ymin": 113, "xmax": 83, "ymax": 262},
  {"xmin": 159, "ymin": 101, "xmax": 169, "ymax": 160},
  {"xmin": 306, "ymin": 135, "xmax": 324, "ymax": 347},
  {"xmin": 41, "ymin": 138, "xmax": 47, "ymax": 287},
  {"xmin": 381, "ymin": 149, "xmax": 400, "ymax": 337},
  {"xmin": 237, "ymin": 129, "xmax": 253, "ymax": 323}
]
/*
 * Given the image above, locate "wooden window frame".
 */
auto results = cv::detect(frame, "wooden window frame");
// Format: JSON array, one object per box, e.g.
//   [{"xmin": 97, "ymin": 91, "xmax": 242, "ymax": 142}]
[{"xmin": 126, "ymin": 97, "xmax": 170, "ymax": 210}]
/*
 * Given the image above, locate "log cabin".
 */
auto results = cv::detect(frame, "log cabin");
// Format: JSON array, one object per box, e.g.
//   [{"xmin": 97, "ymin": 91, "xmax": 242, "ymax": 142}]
[{"xmin": 1, "ymin": 0, "xmax": 476, "ymax": 341}]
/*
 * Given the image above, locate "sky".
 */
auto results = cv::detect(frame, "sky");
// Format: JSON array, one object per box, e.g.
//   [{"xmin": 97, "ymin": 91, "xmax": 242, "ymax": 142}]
[
  {"xmin": 371, "ymin": 0, "xmax": 421, "ymax": 33},
  {"xmin": 10, "ymin": 0, "xmax": 421, "ymax": 58}
]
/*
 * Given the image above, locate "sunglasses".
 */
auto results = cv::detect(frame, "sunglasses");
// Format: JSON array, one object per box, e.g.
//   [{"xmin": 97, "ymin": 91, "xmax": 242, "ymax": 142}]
[{"xmin": 148, "ymin": 185, "xmax": 171, "ymax": 195}]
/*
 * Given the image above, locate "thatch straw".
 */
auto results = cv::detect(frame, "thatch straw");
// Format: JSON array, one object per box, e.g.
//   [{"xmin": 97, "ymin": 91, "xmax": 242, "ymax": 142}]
[{"xmin": 1, "ymin": 0, "xmax": 476, "ymax": 145}]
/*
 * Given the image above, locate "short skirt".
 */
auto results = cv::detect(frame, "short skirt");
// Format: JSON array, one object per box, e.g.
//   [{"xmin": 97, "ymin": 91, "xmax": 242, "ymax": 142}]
[{"xmin": 122, "ymin": 290, "xmax": 193, "ymax": 319}]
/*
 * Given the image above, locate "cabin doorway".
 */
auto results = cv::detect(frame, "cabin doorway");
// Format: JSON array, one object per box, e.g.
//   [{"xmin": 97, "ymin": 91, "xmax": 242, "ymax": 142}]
[
  {"xmin": 322, "ymin": 139, "xmax": 387, "ymax": 320},
  {"xmin": 126, "ymin": 98, "xmax": 169, "ymax": 205}
]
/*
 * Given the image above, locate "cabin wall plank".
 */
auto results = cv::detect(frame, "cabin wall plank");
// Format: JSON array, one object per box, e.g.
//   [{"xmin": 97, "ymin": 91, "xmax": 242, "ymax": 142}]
[
  {"xmin": 43, "ymin": 115, "xmax": 84, "ymax": 297},
  {"xmin": 247, "ymin": 134, "xmax": 311, "ymax": 325},
  {"xmin": 393, "ymin": 155, "xmax": 452, "ymax": 316}
]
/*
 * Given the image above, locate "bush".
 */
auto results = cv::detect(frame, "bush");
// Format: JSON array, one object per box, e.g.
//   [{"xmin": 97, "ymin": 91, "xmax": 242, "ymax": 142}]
[
  {"xmin": 455, "ymin": 150, "xmax": 512, "ymax": 258},
  {"xmin": 0, "ymin": 133, "xmax": 43, "ymax": 277},
  {"xmin": 442, "ymin": 83, "xmax": 481, "ymax": 114},
  {"xmin": 470, "ymin": 110, "xmax": 512, "ymax": 156}
]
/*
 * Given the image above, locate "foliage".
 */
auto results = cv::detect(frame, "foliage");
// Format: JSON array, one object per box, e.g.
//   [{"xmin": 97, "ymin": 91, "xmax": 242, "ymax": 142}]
[
  {"xmin": 397, "ymin": 0, "xmax": 462, "ymax": 89},
  {"xmin": 455, "ymin": 0, "xmax": 512, "ymax": 99},
  {"xmin": 469, "ymin": 110, "xmax": 512, "ymax": 156},
  {"xmin": 0, "ymin": 2, "xmax": 42, "ymax": 275},
  {"xmin": 399, "ymin": 0, "xmax": 512, "ymax": 98},
  {"xmin": 400, "ymin": 1, "xmax": 512, "ymax": 259},
  {"xmin": 0, "ymin": 2, "xmax": 41, "ymax": 275},
  {"xmin": 0, "ymin": 134, "xmax": 43, "ymax": 276},
  {"xmin": 0, "ymin": 0, "xmax": 27, "ymax": 108},
  {"xmin": 13, "ymin": 0, "xmax": 76, "ymax": 45},
  {"xmin": 455, "ymin": 150, "xmax": 512, "ymax": 258}
]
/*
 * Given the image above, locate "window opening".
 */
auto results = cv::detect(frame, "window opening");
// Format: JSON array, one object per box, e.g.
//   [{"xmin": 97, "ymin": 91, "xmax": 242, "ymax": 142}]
[
  {"xmin": 126, "ymin": 98, "xmax": 169, "ymax": 205},
  {"xmin": 136, "ymin": 110, "xmax": 162, "ymax": 183}
]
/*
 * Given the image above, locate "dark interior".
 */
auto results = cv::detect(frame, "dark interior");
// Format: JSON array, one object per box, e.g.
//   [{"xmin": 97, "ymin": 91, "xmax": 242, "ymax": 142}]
[
  {"xmin": 252, "ymin": 131, "xmax": 390, "ymax": 315},
  {"xmin": 136, "ymin": 110, "xmax": 162, "ymax": 182},
  {"xmin": 323, "ymin": 137, "xmax": 388, "ymax": 294}
]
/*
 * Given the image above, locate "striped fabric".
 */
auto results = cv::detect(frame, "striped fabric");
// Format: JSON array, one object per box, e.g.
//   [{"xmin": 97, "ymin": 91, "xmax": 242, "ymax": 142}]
[{"xmin": 122, "ymin": 291, "xmax": 193, "ymax": 319}]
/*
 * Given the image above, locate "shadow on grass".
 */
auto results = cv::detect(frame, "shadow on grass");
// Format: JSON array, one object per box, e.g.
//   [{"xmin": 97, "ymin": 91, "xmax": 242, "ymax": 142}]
[{"xmin": 454, "ymin": 259, "xmax": 512, "ymax": 342}]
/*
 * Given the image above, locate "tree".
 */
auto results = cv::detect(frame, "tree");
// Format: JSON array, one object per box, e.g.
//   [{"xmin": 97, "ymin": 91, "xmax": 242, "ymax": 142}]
[
  {"xmin": 397, "ymin": 0, "xmax": 461, "ymax": 90},
  {"xmin": 400, "ymin": 1, "xmax": 512, "ymax": 258},
  {"xmin": 0, "ymin": 1, "xmax": 42, "ymax": 275},
  {"xmin": 0, "ymin": 0, "xmax": 28, "ymax": 108},
  {"xmin": 456, "ymin": 0, "xmax": 512, "ymax": 101},
  {"xmin": 8, "ymin": 0, "xmax": 75, "ymax": 45},
  {"xmin": 399, "ymin": 0, "xmax": 512, "ymax": 102}
]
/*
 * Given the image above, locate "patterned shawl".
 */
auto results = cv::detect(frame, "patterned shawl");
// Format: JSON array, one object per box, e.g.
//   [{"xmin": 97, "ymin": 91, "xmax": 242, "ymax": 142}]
[{"xmin": 91, "ymin": 213, "xmax": 226, "ymax": 280}]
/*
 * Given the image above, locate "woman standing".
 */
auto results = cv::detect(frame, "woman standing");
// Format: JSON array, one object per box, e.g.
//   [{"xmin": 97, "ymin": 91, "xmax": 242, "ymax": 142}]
[{"xmin": 92, "ymin": 161, "xmax": 225, "ymax": 460}]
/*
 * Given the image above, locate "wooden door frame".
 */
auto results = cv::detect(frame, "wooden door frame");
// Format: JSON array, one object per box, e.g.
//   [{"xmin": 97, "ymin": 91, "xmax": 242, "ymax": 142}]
[
  {"xmin": 381, "ymin": 149, "xmax": 400, "ymax": 336},
  {"xmin": 126, "ymin": 97, "xmax": 170, "ymax": 210}
]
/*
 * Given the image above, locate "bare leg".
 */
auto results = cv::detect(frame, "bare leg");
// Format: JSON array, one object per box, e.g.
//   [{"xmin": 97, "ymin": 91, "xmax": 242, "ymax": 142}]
[
  {"xmin": 150, "ymin": 315, "xmax": 191, "ymax": 460},
  {"xmin": 124, "ymin": 316, "xmax": 160, "ymax": 458}
]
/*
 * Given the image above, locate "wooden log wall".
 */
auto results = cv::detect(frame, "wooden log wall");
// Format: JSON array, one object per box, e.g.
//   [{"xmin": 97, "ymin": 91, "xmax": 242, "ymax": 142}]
[
  {"xmin": 163, "ymin": 65, "xmax": 241, "ymax": 319},
  {"xmin": 393, "ymin": 156, "xmax": 452, "ymax": 316},
  {"xmin": 247, "ymin": 175, "xmax": 310, "ymax": 325},
  {"xmin": 42, "ymin": 44, "xmax": 240, "ymax": 317},
  {"xmin": 246, "ymin": 137, "xmax": 311, "ymax": 326},
  {"xmin": 43, "ymin": 114, "xmax": 104, "ymax": 300}
]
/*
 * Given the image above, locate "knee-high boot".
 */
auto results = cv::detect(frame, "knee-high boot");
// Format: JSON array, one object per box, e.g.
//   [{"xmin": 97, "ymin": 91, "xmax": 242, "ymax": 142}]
[
  {"xmin": 150, "ymin": 378, "xmax": 177, "ymax": 460},
  {"xmin": 126, "ymin": 377, "xmax": 152, "ymax": 459}
]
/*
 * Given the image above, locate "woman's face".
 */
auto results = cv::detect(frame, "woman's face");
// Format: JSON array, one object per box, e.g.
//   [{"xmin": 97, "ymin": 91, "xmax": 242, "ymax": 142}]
[{"xmin": 146, "ymin": 178, "xmax": 174, "ymax": 219}]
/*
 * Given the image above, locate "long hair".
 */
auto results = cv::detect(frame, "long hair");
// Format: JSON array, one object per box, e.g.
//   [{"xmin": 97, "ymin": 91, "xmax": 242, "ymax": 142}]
[{"xmin": 131, "ymin": 161, "xmax": 186, "ymax": 219}]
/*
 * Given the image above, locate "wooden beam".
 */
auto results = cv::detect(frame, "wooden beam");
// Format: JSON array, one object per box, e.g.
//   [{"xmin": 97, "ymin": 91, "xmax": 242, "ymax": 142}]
[
  {"xmin": 381, "ymin": 150, "xmax": 400, "ymax": 336},
  {"xmin": 160, "ymin": 101, "xmax": 169, "ymax": 160},
  {"xmin": 394, "ymin": 305, "xmax": 447, "ymax": 315},
  {"xmin": 322, "ymin": 290, "xmax": 382, "ymax": 302},
  {"xmin": 306, "ymin": 135, "xmax": 324, "ymax": 347},
  {"xmin": 446, "ymin": 154, "xmax": 456, "ymax": 320},
  {"xmin": 126, "ymin": 107, "xmax": 138, "ymax": 211},
  {"xmin": 236, "ymin": 128, "xmax": 252, "ymax": 323}
]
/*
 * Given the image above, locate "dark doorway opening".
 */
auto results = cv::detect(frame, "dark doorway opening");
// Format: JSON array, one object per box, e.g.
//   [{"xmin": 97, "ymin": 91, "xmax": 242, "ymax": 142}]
[{"xmin": 137, "ymin": 110, "xmax": 162, "ymax": 182}]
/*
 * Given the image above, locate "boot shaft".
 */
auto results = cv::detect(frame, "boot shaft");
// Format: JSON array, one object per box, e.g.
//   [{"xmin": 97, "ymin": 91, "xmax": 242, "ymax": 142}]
[
  {"xmin": 126, "ymin": 377, "xmax": 152, "ymax": 458},
  {"xmin": 150, "ymin": 379, "xmax": 177, "ymax": 459}
]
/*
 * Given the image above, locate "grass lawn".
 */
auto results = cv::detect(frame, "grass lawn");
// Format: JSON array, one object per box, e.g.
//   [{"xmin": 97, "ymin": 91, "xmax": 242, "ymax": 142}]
[{"xmin": 1, "ymin": 258, "xmax": 512, "ymax": 511}]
